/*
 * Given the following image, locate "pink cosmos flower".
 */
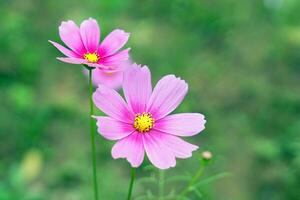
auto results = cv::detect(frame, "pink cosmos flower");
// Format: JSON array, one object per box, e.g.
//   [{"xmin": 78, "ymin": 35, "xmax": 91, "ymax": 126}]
[
  {"xmin": 83, "ymin": 60, "xmax": 132, "ymax": 89},
  {"xmin": 93, "ymin": 64, "xmax": 206, "ymax": 169},
  {"xmin": 49, "ymin": 18, "xmax": 130, "ymax": 69}
]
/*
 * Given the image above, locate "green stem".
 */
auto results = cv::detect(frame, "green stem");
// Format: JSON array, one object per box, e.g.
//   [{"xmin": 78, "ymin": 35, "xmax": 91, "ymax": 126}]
[
  {"xmin": 88, "ymin": 67, "xmax": 99, "ymax": 200},
  {"xmin": 127, "ymin": 168, "xmax": 136, "ymax": 200},
  {"xmin": 177, "ymin": 162, "xmax": 207, "ymax": 199},
  {"xmin": 158, "ymin": 170, "xmax": 165, "ymax": 200}
]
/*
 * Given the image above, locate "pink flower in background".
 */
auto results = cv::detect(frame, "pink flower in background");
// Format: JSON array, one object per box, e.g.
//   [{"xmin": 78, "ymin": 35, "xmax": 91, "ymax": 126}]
[
  {"xmin": 84, "ymin": 60, "xmax": 132, "ymax": 89},
  {"xmin": 93, "ymin": 64, "xmax": 206, "ymax": 169},
  {"xmin": 49, "ymin": 18, "xmax": 130, "ymax": 69}
]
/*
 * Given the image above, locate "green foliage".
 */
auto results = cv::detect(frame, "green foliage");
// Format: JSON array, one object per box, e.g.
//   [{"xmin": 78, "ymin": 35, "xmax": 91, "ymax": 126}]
[{"xmin": 135, "ymin": 158, "xmax": 229, "ymax": 199}]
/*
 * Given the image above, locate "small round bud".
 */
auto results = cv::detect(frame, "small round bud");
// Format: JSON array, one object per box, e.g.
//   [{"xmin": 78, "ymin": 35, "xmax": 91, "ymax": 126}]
[{"xmin": 202, "ymin": 151, "xmax": 212, "ymax": 160}]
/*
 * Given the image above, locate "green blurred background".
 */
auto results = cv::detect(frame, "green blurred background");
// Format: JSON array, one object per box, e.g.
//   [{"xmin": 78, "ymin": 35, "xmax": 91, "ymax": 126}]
[{"xmin": 1, "ymin": 0, "xmax": 300, "ymax": 199}]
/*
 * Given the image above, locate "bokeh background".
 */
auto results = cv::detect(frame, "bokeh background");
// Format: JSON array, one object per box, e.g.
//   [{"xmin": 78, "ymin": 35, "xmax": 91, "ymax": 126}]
[{"xmin": 1, "ymin": 0, "xmax": 300, "ymax": 199}]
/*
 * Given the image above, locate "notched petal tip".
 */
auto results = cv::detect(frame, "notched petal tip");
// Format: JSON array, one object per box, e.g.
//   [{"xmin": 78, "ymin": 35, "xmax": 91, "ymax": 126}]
[
  {"xmin": 158, "ymin": 162, "xmax": 176, "ymax": 170},
  {"xmin": 189, "ymin": 143, "xmax": 199, "ymax": 152},
  {"xmin": 165, "ymin": 74, "xmax": 188, "ymax": 86},
  {"xmin": 174, "ymin": 75, "xmax": 188, "ymax": 87},
  {"xmin": 131, "ymin": 63, "xmax": 142, "ymax": 68},
  {"xmin": 141, "ymin": 65, "xmax": 149, "ymax": 69},
  {"xmin": 59, "ymin": 20, "xmax": 71, "ymax": 27},
  {"xmin": 114, "ymin": 28, "xmax": 130, "ymax": 35},
  {"xmin": 127, "ymin": 157, "xmax": 143, "ymax": 168},
  {"xmin": 130, "ymin": 164, "xmax": 140, "ymax": 168},
  {"xmin": 198, "ymin": 114, "xmax": 207, "ymax": 130},
  {"xmin": 81, "ymin": 17, "xmax": 98, "ymax": 26}
]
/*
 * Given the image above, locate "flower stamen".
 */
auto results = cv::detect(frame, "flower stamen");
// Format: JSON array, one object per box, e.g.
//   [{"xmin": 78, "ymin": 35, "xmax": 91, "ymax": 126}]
[
  {"xmin": 84, "ymin": 52, "xmax": 100, "ymax": 63},
  {"xmin": 134, "ymin": 112, "xmax": 155, "ymax": 133}
]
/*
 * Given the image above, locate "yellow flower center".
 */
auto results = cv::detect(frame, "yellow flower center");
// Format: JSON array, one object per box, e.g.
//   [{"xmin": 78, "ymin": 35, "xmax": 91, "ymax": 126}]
[
  {"xmin": 134, "ymin": 112, "xmax": 155, "ymax": 133},
  {"xmin": 84, "ymin": 52, "xmax": 99, "ymax": 63}
]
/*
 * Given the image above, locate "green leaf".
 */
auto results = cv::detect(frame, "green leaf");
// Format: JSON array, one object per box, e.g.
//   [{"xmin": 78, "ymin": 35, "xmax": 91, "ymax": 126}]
[
  {"xmin": 190, "ymin": 186, "xmax": 203, "ymax": 198},
  {"xmin": 194, "ymin": 172, "xmax": 231, "ymax": 188}
]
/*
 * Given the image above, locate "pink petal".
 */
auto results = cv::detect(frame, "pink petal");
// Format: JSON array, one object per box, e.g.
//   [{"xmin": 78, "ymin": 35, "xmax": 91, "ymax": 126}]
[
  {"xmin": 142, "ymin": 131, "xmax": 176, "ymax": 169},
  {"xmin": 80, "ymin": 18, "xmax": 100, "ymax": 53},
  {"xmin": 49, "ymin": 40, "xmax": 79, "ymax": 58},
  {"xmin": 93, "ymin": 116, "xmax": 135, "ymax": 140},
  {"xmin": 155, "ymin": 113, "xmax": 206, "ymax": 137},
  {"xmin": 57, "ymin": 57, "xmax": 87, "ymax": 65},
  {"xmin": 157, "ymin": 132, "xmax": 198, "ymax": 159},
  {"xmin": 93, "ymin": 84, "xmax": 134, "ymax": 123},
  {"xmin": 83, "ymin": 60, "xmax": 132, "ymax": 89},
  {"xmin": 100, "ymin": 48, "xmax": 130, "ymax": 66},
  {"xmin": 123, "ymin": 64, "xmax": 152, "ymax": 113},
  {"xmin": 111, "ymin": 132, "xmax": 145, "ymax": 167},
  {"xmin": 92, "ymin": 68, "xmax": 124, "ymax": 89},
  {"xmin": 98, "ymin": 29, "xmax": 130, "ymax": 57},
  {"xmin": 147, "ymin": 75, "xmax": 188, "ymax": 120},
  {"xmin": 59, "ymin": 20, "xmax": 85, "ymax": 55}
]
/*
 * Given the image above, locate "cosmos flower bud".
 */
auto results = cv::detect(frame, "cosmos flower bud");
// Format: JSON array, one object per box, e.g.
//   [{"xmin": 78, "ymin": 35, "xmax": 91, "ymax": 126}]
[{"xmin": 202, "ymin": 151, "xmax": 212, "ymax": 161}]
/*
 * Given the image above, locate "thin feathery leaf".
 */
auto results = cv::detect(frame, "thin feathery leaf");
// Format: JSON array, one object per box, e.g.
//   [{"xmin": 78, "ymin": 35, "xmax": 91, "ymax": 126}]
[
  {"xmin": 190, "ymin": 187, "xmax": 203, "ymax": 198},
  {"xmin": 195, "ymin": 172, "xmax": 231, "ymax": 188}
]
